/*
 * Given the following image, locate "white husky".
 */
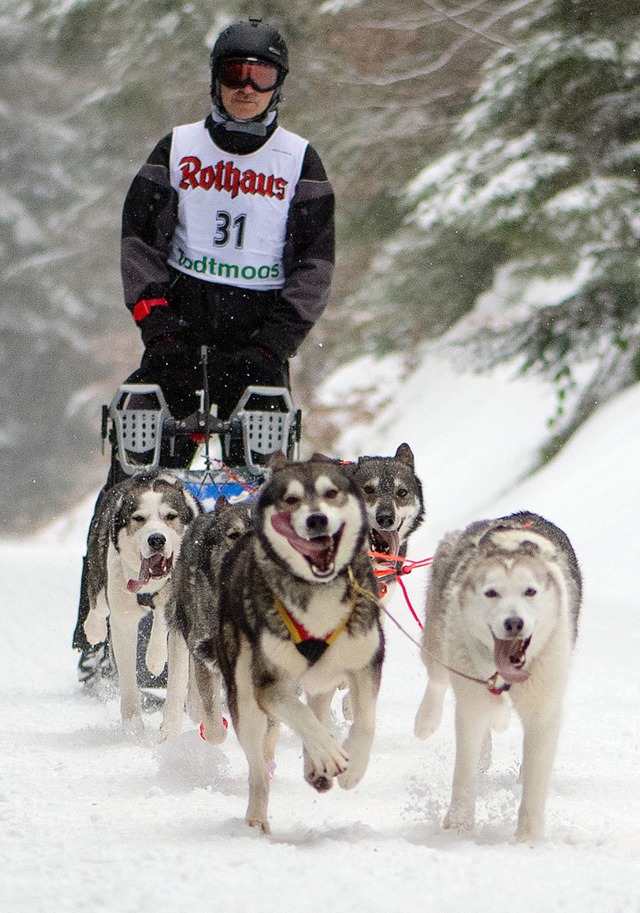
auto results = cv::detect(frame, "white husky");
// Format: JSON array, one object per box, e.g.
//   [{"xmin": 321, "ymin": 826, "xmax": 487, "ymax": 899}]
[{"xmin": 414, "ymin": 511, "xmax": 581, "ymax": 841}]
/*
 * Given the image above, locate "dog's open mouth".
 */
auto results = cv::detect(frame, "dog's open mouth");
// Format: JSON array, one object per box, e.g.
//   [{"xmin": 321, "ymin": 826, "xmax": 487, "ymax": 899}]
[
  {"xmin": 369, "ymin": 528, "xmax": 401, "ymax": 568},
  {"xmin": 271, "ymin": 511, "xmax": 344, "ymax": 579},
  {"xmin": 126, "ymin": 554, "xmax": 173, "ymax": 593},
  {"xmin": 492, "ymin": 635, "xmax": 532, "ymax": 684}
]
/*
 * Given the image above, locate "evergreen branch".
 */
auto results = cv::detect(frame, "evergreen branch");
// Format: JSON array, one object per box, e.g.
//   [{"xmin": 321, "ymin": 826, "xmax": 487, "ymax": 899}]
[{"xmin": 361, "ymin": 0, "xmax": 539, "ymax": 85}]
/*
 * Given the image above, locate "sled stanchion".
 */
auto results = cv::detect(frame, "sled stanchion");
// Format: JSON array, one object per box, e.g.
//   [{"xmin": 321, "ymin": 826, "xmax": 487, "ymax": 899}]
[
  {"xmin": 195, "ymin": 345, "xmax": 218, "ymax": 493},
  {"xmin": 101, "ymin": 405, "xmax": 109, "ymax": 455},
  {"xmin": 109, "ymin": 384, "xmax": 172, "ymax": 475},
  {"xmin": 223, "ymin": 386, "xmax": 297, "ymax": 475}
]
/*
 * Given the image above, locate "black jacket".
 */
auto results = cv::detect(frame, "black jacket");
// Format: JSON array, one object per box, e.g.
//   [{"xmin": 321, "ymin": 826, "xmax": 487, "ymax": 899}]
[{"xmin": 120, "ymin": 115, "xmax": 335, "ymax": 362}]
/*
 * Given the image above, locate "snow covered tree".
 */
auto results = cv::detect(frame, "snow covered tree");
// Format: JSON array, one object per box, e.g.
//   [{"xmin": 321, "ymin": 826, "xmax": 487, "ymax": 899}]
[{"xmin": 352, "ymin": 0, "xmax": 640, "ymax": 445}]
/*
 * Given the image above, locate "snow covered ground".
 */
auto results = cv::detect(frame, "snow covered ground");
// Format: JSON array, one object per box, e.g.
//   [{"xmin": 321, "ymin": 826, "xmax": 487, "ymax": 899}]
[{"xmin": 1, "ymin": 348, "xmax": 639, "ymax": 913}]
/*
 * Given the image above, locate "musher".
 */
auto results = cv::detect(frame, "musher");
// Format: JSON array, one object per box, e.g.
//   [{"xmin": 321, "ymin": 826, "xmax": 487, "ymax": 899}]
[{"xmin": 72, "ymin": 17, "xmax": 335, "ymax": 686}]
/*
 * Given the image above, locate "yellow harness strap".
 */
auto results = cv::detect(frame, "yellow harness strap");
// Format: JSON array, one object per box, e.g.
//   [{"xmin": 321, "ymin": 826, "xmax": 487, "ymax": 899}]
[{"xmin": 274, "ymin": 595, "xmax": 350, "ymax": 647}]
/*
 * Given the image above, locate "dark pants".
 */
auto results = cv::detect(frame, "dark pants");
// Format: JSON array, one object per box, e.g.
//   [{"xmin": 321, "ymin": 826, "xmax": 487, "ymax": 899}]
[{"xmin": 130, "ymin": 345, "xmax": 290, "ymax": 422}]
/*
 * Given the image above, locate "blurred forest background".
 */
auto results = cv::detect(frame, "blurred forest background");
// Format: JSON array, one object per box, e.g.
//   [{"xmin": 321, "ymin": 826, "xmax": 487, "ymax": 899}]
[{"xmin": 2, "ymin": 0, "xmax": 640, "ymax": 533}]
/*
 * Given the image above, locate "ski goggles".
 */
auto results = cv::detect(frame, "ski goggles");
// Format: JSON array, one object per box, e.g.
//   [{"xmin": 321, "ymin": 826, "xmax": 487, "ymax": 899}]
[{"xmin": 217, "ymin": 58, "xmax": 281, "ymax": 92}]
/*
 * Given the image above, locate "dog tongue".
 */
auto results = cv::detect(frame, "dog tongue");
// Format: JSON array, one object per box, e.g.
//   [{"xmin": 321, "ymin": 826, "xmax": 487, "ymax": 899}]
[
  {"xmin": 372, "ymin": 529, "xmax": 400, "ymax": 560},
  {"xmin": 271, "ymin": 511, "xmax": 333, "ymax": 565},
  {"xmin": 126, "ymin": 554, "xmax": 167, "ymax": 593},
  {"xmin": 127, "ymin": 558, "xmax": 152, "ymax": 593},
  {"xmin": 493, "ymin": 637, "xmax": 531, "ymax": 684}
]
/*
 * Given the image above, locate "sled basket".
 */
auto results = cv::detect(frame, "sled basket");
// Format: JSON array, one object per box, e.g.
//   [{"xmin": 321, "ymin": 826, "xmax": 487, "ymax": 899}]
[
  {"xmin": 225, "ymin": 386, "xmax": 298, "ymax": 475},
  {"xmin": 109, "ymin": 384, "xmax": 171, "ymax": 475}
]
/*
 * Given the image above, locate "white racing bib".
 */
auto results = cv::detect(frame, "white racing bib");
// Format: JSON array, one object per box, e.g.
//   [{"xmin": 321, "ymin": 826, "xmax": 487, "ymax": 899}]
[{"xmin": 168, "ymin": 120, "xmax": 307, "ymax": 289}]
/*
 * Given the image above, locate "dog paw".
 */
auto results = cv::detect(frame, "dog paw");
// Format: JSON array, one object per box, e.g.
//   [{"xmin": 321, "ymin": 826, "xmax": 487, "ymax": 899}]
[
  {"xmin": 247, "ymin": 816, "xmax": 271, "ymax": 835},
  {"xmin": 304, "ymin": 751, "xmax": 337, "ymax": 791},
  {"xmin": 337, "ymin": 735, "xmax": 370, "ymax": 790},
  {"xmin": 306, "ymin": 772, "xmax": 334, "ymax": 793},
  {"xmin": 303, "ymin": 738, "xmax": 349, "ymax": 789},
  {"xmin": 121, "ymin": 715, "xmax": 145, "ymax": 740},
  {"xmin": 83, "ymin": 612, "xmax": 107, "ymax": 646},
  {"xmin": 200, "ymin": 718, "xmax": 228, "ymax": 745},
  {"xmin": 515, "ymin": 810, "xmax": 544, "ymax": 843},
  {"xmin": 443, "ymin": 806, "xmax": 475, "ymax": 834},
  {"xmin": 338, "ymin": 763, "xmax": 365, "ymax": 791},
  {"xmin": 145, "ymin": 646, "xmax": 167, "ymax": 678},
  {"xmin": 159, "ymin": 717, "xmax": 181, "ymax": 742},
  {"xmin": 413, "ymin": 695, "xmax": 443, "ymax": 740}
]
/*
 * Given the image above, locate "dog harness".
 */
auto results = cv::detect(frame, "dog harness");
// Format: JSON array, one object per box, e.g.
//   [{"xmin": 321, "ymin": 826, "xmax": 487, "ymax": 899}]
[{"xmin": 274, "ymin": 595, "xmax": 350, "ymax": 665}]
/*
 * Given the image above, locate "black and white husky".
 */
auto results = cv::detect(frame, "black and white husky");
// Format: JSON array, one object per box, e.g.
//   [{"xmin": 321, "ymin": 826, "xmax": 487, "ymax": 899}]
[
  {"xmin": 345, "ymin": 443, "xmax": 425, "ymax": 590},
  {"xmin": 217, "ymin": 453, "xmax": 385, "ymax": 834},
  {"xmin": 83, "ymin": 470, "xmax": 201, "ymax": 727},
  {"xmin": 414, "ymin": 511, "xmax": 581, "ymax": 841},
  {"xmin": 161, "ymin": 496, "xmax": 253, "ymax": 743}
]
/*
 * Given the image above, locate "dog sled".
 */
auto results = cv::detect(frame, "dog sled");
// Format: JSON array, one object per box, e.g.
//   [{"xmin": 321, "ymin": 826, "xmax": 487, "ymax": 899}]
[
  {"xmin": 103, "ymin": 346, "xmax": 302, "ymax": 508},
  {"xmin": 77, "ymin": 350, "xmax": 302, "ymax": 692}
]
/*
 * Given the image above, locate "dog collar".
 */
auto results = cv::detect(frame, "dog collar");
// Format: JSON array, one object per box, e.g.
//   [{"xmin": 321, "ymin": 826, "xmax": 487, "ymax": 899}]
[
  {"xmin": 274, "ymin": 596, "xmax": 350, "ymax": 665},
  {"xmin": 486, "ymin": 672, "xmax": 511, "ymax": 695}
]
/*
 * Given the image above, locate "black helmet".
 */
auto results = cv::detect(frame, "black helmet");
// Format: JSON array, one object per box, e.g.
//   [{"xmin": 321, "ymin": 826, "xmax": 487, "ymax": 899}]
[{"xmin": 210, "ymin": 17, "xmax": 289, "ymax": 84}]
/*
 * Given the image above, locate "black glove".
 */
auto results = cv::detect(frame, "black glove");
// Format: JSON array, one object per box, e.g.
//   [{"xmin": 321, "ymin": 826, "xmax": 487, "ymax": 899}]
[
  {"xmin": 230, "ymin": 347, "xmax": 287, "ymax": 386},
  {"xmin": 141, "ymin": 336, "xmax": 199, "ymax": 375},
  {"xmin": 136, "ymin": 301, "xmax": 187, "ymax": 348},
  {"xmin": 140, "ymin": 337, "xmax": 203, "ymax": 414}
]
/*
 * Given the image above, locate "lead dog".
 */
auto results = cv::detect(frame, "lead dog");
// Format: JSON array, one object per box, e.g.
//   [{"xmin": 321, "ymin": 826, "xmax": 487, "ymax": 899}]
[
  {"xmin": 161, "ymin": 495, "xmax": 252, "ymax": 743},
  {"xmin": 83, "ymin": 470, "xmax": 201, "ymax": 726},
  {"xmin": 414, "ymin": 511, "xmax": 581, "ymax": 841},
  {"xmin": 217, "ymin": 454, "xmax": 385, "ymax": 834}
]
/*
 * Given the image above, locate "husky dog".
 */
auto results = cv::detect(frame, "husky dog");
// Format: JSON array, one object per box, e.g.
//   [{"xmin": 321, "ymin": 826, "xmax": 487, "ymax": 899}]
[
  {"xmin": 217, "ymin": 453, "xmax": 384, "ymax": 834},
  {"xmin": 161, "ymin": 496, "xmax": 253, "ymax": 743},
  {"xmin": 345, "ymin": 443, "xmax": 424, "ymax": 590},
  {"xmin": 83, "ymin": 470, "xmax": 201, "ymax": 726},
  {"xmin": 414, "ymin": 511, "xmax": 581, "ymax": 842}
]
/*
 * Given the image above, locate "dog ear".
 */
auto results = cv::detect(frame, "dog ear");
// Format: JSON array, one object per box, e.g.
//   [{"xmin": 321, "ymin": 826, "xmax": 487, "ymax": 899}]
[
  {"xmin": 309, "ymin": 452, "xmax": 337, "ymax": 463},
  {"xmin": 395, "ymin": 443, "xmax": 414, "ymax": 466},
  {"xmin": 213, "ymin": 494, "xmax": 230, "ymax": 516},
  {"xmin": 518, "ymin": 539, "xmax": 541, "ymax": 557},
  {"xmin": 268, "ymin": 451, "xmax": 289, "ymax": 471}
]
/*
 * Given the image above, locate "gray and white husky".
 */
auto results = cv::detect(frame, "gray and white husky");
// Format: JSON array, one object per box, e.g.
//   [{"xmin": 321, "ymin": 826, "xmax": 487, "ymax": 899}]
[
  {"xmin": 217, "ymin": 453, "xmax": 385, "ymax": 834},
  {"xmin": 414, "ymin": 511, "xmax": 581, "ymax": 842},
  {"xmin": 83, "ymin": 471, "xmax": 201, "ymax": 726},
  {"xmin": 161, "ymin": 495, "xmax": 253, "ymax": 743},
  {"xmin": 345, "ymin": 443, "xmax": 425, "ymax": 590}
]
